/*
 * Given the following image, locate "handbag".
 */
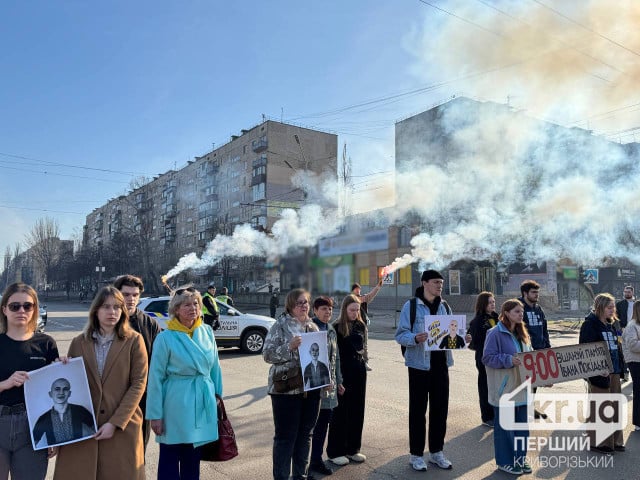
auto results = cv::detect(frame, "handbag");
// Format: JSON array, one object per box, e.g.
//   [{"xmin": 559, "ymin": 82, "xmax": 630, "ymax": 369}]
[
  {"xmin": 200, "ymin": 395, "xmax": 239, "ymax": 462},
  {"xmin": 272, "ymin": 364, "xmax": 303, "ymax": 393}
]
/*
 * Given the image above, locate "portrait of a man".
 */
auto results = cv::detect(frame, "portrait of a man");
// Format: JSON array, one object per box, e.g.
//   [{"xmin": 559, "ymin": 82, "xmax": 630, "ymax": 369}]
[
  {"xmin": 439, "ymin": 319, "xmax": 466, "ymax": 350},
  {"xmin": 32, "ymin": 377, "xmax": 96, "ymax": 448},
  {"xmin": 303, "ymin": 342, "xmax": 331, "ymax": 390}
]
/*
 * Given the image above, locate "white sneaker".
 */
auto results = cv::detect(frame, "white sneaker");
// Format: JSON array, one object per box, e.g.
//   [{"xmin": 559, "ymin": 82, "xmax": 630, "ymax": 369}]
[
  {"xmin": 329, "ymin": 456, "xmax": 349, "ymax": 466},
  {"xmin": 410, "ymin": 455, "xmax": 428, "ymax": 471},
  {"xmin": 365, "ymin": 362, "xmax": 372, "ymax": 371},
  {"xmin": 428, "ymin": 451, "xmax": 452, "ymax": 470},
  {"xmin": 635, "ymin": 425, "xmax": 640, "ymax": 431},
  {"xmin": 347, "ymin": 452, "xmax": 366, "ymax": 462}
]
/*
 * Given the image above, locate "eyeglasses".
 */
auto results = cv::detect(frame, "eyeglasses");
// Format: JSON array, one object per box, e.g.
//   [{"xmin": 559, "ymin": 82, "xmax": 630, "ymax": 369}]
[
  {"xmin": 7, "ymin": 302, "xmax": 35, "ymax": 312},
  {"xmin": 175, "ymin": 287, "xmax": 197, "ymax": 296},
  {"xmin": 295, "ymin": 300, "xmax": 309, "ymax": 307}
]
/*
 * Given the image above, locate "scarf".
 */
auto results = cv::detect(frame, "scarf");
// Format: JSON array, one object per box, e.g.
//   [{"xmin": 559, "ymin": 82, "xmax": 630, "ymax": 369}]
[{"xmin": 166, "ymin": 317, "xmax": 202, "ymax": 337}]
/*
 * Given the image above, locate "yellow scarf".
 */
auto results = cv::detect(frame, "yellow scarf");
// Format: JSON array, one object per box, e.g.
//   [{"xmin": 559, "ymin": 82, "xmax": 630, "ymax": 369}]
[{"xmin": 167, "ymin": 317, "xmax": 202, "ymax": 338}]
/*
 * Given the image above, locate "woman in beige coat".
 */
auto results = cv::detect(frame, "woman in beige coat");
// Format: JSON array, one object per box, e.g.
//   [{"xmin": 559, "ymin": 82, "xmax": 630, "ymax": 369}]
[{"xmin": 54, "ymin": 286, "xmax": 148, "ymax": 480}]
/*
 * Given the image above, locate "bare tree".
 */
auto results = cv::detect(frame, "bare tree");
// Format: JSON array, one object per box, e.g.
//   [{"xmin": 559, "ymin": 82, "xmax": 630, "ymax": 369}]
[{"xmin": 25, "ymin": 217, "xmax": 61, "ymax": 291}]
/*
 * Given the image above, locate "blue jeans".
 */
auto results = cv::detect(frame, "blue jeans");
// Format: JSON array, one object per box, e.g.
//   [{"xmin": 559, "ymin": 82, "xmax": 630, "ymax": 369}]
[
  {"xmin": 271, "ymin": 393, "xmax": 321, "ymax": 480},
  {"xmin": 493, "ymin": 405, "xmax": 528, "ymax": 466},
  {"xmin": 0, "ymin": 409, "xmax": 48, "ymax": 480},
  {"xmin": 158, "ymin": 443, "xmax": 201, "ymax": 480}
]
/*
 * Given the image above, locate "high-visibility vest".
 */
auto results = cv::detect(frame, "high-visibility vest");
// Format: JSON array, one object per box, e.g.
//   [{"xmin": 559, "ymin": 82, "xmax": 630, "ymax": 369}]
[
  {"xmin": 216, "ymin": 295, "xmax": 232, "ymax": 305},
  {"xmin": 202, "ymin": 292, "xmax": 219, "ymax": 316}
]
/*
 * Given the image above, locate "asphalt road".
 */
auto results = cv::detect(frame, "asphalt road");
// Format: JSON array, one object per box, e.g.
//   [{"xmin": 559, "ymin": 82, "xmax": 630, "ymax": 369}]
[{"xmin": 39, "ymin": 302, "xmax": 635, "ymax": 480}]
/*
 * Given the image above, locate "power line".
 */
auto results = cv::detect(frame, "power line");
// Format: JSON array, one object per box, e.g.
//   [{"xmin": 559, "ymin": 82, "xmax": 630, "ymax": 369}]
[
  {"xmin": 416, "ymin": 0, "xmax": 503, "ymax": 38},
  {"xmin": 531, "ymin": 0, "xmax": 640, "ymax": 58},
  {"xmin": 0, "ymin": 204, "xmax": 85, "ymax": 215},
  {"xmin": 0, "ymin": 152, "xmax": 149, "ymax": 176},
  {"xmin": 474, "ymin": 0, "xmax": 626, "ymax": 76},
  {"xmin": 0, "ymin": 164, "xmax": 131, "ymax": 184}
]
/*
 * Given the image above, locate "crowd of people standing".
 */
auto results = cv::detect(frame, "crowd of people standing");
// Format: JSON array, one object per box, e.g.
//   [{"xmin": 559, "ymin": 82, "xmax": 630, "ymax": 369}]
[{"xmin": 2, "ymin": 274, "xmax": 639, "ymax": 479}]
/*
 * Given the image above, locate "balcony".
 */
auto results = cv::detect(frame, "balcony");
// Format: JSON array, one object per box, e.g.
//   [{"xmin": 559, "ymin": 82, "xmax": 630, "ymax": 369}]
[
  {"xmin": 251, "ymin": 173, "xmax": 267, "ymax": 186},
  {"xmin": 252, "ymin": 155, "xmax": 267, "ymax": 168},
  {"xmin": 251, "ymin": 137, "xmax": 268, "ymax": 153},
  {"xmin": 165, "ymin": 203, "xmax": 177, "ymax": 217}
]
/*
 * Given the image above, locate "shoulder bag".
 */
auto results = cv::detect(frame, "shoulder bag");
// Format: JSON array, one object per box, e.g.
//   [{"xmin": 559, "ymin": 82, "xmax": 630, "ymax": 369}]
[{"xmin": 200, "ymin": 395, "xmax": 239, "ymax": 462}]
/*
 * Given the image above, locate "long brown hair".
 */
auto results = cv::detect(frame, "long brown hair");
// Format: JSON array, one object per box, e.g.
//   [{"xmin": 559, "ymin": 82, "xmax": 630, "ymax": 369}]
[
  {"xmin": 334, "ymin": 294, "xmax": 365, "ymax": 337},
  {"xmin": 0, "ymin": 282, "xmax": 39, "ymax": 334},
  {"xmin": 84, "ymin": 286, "xmax": 131, "ymax": 339},
  {"xmin": 474, "ymin": 291, "xmax": 494, "ymax": 316},
  {"xmin": 499, "ymin": 298, "xmax": 530, "ymax": 346}
]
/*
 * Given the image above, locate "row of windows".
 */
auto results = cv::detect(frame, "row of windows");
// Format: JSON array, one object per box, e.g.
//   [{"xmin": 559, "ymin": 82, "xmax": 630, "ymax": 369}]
[{"xmin": 358, "ymin": 265, "xmax": 412, "ymax": 286}]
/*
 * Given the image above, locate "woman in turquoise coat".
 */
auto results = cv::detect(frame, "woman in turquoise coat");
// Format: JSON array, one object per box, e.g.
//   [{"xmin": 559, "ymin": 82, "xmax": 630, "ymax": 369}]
[{"xmin": 146, "ymin": 285, "xmax": 223, "ymax": 480}]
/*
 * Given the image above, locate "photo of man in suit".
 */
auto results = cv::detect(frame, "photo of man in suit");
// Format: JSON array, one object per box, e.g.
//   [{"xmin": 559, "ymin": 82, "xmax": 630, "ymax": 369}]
[
  {"xmin": 32, "ymin": 377, "xmax": 96, "ymax": 448},
  {"xmin": 303, "ymin": 342, "xmax": 331, "ymax": 389}
]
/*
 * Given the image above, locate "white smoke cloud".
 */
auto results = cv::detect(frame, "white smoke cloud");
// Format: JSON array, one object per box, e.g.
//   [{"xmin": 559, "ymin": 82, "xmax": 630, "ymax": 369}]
[{"xmin": 167, "ymin": 1, "xmax": 640, "ymax": 280}]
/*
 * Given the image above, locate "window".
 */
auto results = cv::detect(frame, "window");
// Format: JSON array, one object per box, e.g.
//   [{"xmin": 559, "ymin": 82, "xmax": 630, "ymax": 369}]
[
  {"xmin": 399, "ymin": 266, "xmax": 412, "ymax": 284},
  {"xmin": 358, "ymin": 268, "xmax": 369, "ymax": 286},
  {"xmin": 252, "ymin": 182, "xmax": 266, "ymax": 201}
]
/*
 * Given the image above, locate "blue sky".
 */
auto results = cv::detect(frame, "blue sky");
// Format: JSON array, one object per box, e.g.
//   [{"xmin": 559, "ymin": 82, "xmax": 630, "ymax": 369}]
[
  {"xmin": 2, "ymin": 1, "xmax": 639, "ymax": 272},
  {"xmin": 0, "ymin": 1, "xmax": 438, "ymax": 264}
]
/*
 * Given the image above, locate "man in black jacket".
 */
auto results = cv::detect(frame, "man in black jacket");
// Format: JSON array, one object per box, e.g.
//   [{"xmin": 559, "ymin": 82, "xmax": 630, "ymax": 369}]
[
  {"xmin": 518, "ymin": 279, "xmax": 550, "ymax": 419},
  {"xmin": 33, "ymin": 378, "xmax": 95, "ymax": 448},
  {"xmin": 113, "ymin": 274, "xmax": 161, "ymax": 453},
  {"xmin": 616, "ymin": 286, "xmax": 635, "ymax": 328},
  {"xmin": 202, "ymin": 283, "xmax": 220, "ymax": 329}
]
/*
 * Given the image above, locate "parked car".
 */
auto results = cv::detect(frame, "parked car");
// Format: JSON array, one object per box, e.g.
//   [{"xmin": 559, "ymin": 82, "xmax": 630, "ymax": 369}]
[
  {"xmin": 39, "ymin": 304, "xmax": 47, "ymax": 325},
  {"xmin": 137, "ymin": 296, "xmax": 275, "ymax": 354}
]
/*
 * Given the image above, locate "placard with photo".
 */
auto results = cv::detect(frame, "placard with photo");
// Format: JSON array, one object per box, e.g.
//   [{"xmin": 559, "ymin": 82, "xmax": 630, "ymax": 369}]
[
  {"xmin": 423, "ymin": 315, "xmax": 468, "ymax": 351},
  {"xmin": 24, "ymin": 357, "xmax": 97, "ymax": 450},
  {"xmin": 299, "ymin": 331, "xmax": 331, "ymax": 391}
]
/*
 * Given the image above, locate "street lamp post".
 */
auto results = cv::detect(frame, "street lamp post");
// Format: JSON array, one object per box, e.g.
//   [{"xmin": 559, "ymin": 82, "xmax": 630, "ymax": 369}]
[{"xmin": 95, "ymin": 264, "xmax": 105, "ymax": 285}]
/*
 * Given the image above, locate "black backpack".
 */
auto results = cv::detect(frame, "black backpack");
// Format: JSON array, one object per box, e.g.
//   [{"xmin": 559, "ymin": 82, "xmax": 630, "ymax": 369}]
[{"xmin": 400, "ymin": 298, "xmax": 452, "ymax": 356}]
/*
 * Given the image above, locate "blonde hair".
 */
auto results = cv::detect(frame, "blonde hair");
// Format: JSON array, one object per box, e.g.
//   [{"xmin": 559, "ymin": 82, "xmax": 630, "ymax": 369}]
[
  {"xmin": 168, "ymin": 284, "xmax": 203, "ymax": 319},
  {"xmin": 593, "ymin": 293, "xmax": 617, "ymax": 321}
]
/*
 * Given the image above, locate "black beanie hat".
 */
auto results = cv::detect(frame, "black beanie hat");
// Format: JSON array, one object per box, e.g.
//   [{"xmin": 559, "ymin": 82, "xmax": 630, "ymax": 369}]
[{"xmin": 421, "ymin": 269, "xmax": 444, "ymax": 282}]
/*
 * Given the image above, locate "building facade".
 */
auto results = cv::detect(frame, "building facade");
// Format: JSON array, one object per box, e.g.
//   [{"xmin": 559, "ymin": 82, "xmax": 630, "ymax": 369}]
[{"xmin": 83, "ymin": 120, "xmax": 337, "ymax": 293}]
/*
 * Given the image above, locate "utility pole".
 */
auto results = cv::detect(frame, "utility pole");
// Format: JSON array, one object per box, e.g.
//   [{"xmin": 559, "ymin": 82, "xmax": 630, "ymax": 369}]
[
  {"xmin": 292, "ymin": 133, "xmax": 312, "ymax": 293},
  {"xmin": 340, "ymin": 142, "xmax": 352, "ymax": 217}
]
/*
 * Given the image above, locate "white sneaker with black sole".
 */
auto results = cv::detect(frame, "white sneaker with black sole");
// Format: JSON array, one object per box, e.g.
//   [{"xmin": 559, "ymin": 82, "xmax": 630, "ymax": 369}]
[
  {"xmin": 428, "ymin": 451, "xmax": 452, "ymax": 470},
  {"xmin": 410, "ymin": 455, "xmax": 428, "ymax": 471}
]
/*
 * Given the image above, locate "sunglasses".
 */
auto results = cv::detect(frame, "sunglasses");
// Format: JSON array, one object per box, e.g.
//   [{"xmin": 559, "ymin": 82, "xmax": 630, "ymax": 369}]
[
  {"xmin": 175, "ymin": 287, "xmax": 197, "ymax": 296},
  {"xmin": 7, "ymin": 302, "xmax": 35, "ymax": 313},
  {"xmin": 295, "ymin": 300, "xmax": 309, "ymax": 307}
]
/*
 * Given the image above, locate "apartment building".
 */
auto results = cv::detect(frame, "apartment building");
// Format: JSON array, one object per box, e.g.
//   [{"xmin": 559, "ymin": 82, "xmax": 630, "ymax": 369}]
[{"xmin": 83, "ymin": 120, "xmax": 337, "ymax": 292}]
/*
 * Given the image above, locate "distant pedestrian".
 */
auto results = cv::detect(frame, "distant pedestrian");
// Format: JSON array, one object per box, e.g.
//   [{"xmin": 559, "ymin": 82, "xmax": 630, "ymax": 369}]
[
  {"xmin": 216, "ymin": 287, "xmax": 234, "ymax": 307},
  {"xmin": 270, "ymin": 293, "xmax": 279, "ymax": 318},
  {"xmin": 202, "ymin": 284, "xmax": 220, "ymax": 330},
  {"xmin": 616, "ymin": 286, "xmax": 635, "ymax": 328}
]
